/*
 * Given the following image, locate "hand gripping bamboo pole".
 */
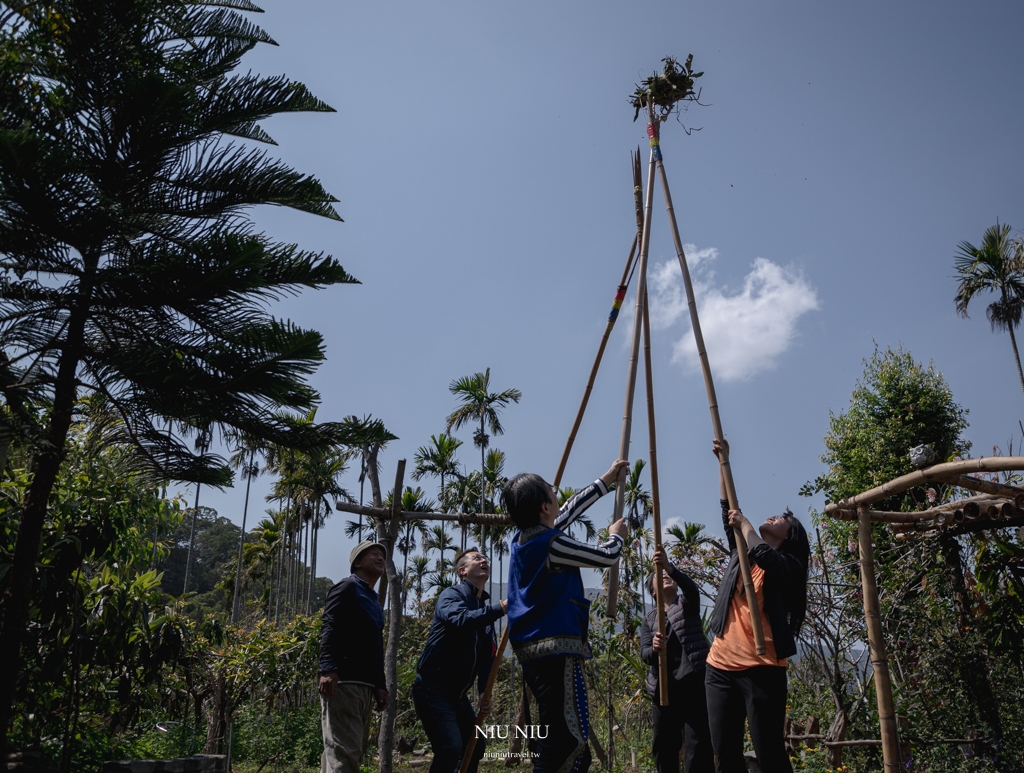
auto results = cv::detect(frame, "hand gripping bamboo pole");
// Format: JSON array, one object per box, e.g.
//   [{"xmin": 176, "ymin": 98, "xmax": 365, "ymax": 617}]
[
  {"xmin": 642, "ymin": 285, "xmax": 670, "ymax": 705},
  {"xmin": 651, "ymin": 122, "xmax": 766, "ymax": 654},
  {"xmin": 459, "ymin": 624, "xmax": 511, "ymax": 773},
  {"xmin": 857, "ymin": 507, "xmax": 901, "ymax": 772},
  {"xmin": 607, "ymin": 124, "xmax": 659, "ymax": 617}
]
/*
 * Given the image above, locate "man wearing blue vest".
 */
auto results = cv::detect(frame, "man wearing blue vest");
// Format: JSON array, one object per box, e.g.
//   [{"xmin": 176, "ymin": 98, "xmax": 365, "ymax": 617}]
[{"xmin": 502, "ymin": 459, "xmax": 628, "ymax": 773}]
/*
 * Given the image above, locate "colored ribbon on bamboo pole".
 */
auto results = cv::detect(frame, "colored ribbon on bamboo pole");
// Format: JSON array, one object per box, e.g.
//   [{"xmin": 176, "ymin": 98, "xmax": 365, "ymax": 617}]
[
  {"xmin": 641, "ymin": 285, "xmax": 670, "ymax": 705},
  {"xmin": 459, "ymin": 623, "xmax": 511, "ymax": 773},
  {"xmin": 650, "ymin": 117, "xmax": 766, "ymax": 654},
  {"xmin": 607, "ymin": 125, "xmax": 659, "ymax": 618}
]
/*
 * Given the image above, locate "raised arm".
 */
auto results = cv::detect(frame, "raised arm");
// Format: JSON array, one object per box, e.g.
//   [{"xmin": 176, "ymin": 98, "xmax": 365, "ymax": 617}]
[
  {"xmin": 553, "ymin": 459, "xmax": 628, "ymax": 531},
  {"xmin": 713, "ymin": 439, "xmax": 736, "ymax": 553}
]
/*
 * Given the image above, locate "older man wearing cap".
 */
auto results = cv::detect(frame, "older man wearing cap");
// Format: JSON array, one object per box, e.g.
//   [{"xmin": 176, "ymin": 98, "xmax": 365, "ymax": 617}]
[{"xmin": 318, "ymin": 539, "xmax": 389, "ymax": 773}]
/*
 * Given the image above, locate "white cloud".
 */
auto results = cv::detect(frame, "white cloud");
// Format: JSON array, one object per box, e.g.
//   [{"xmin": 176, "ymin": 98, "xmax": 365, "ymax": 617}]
[{"xmin": 647, "ymin": 244, "xmax": 819, "ymax": 382}]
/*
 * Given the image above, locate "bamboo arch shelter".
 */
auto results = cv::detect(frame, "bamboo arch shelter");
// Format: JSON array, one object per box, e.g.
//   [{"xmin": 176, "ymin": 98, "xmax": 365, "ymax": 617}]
[{"xmin": 823, "ymin": 456, "xmax": 1024, "ymax": 773}]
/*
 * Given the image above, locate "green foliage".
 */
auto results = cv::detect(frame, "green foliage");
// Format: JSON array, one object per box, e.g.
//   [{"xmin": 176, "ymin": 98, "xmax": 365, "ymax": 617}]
[
  {"xmin": 629, "ymin": 55, "xmax": 704, "ymax": 122},
  {"xmin": 801, "ymin": 344, "xmax": 970, "ymax": 511}
]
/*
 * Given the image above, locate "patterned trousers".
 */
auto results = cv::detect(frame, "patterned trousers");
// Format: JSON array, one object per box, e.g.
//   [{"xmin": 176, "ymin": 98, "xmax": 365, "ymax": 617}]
[{"xmin": 522, "ymin": 655, "xmax": 591, "ymax": 773}]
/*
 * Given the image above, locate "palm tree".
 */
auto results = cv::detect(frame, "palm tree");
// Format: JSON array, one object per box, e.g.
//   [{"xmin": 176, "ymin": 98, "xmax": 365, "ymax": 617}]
[
  {"xmin": 285, "ymin": 446, "xmax": 354, "ymax": 614},
  {"xmin": 409, "ymin": 555, "xmax": 431, "ymax": 613},
  {"xmin": 245, "ymin": 510, "xmax": 286, "ymax": 617},
  {"xmin": 225, "ymin": 429, "xmax": 266, "ymax": 624},
  {"xmin": 622, "ymin": 460, "xmax": 652, "ymax": 617},
  {"xmin": 446, "ymin": 369, "xmax": 521, "ymax": 549},
  {"xmin": 385, "ymin": 487, "xmax": 434, "ymax": 614},
  {"xmin": 413, "ymin": 433, "xmax": 463, "ymax": 549},
  {"xmin": 0, "ymin": 1, "xmax": 356, "ymax": 735},
  {"xmin": 954, "ymin": 222, "xmax": 1024, "ymax": 397},
  {"xmin": 424, "ymin": 524, "xmax": 458, "ymax": 590},
  {"xmin": 182, "ymin": 427, "xmax": 213, "ymax": 596}
]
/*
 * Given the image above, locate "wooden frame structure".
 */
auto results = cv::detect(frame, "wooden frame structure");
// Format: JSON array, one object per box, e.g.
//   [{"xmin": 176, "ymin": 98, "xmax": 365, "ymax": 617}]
[{"xmin": 823, "ymin": 456, "xmax": 1024, "ymax": 772}]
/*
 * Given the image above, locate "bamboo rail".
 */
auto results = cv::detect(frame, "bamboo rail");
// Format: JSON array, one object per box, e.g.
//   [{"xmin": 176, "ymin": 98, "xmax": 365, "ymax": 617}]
[
  {"xmin": 642, "ymin": 286, "xmax": 669, "ymax": 704},
  {"xmin": 458, "ymin": 625, "xmax": 511, "ymax": 773},
  {"xmin": 824, "ymin": 457, "xmax": 1024, "ymax": 512},
  {"xmin": 652, "ymin": 120, "xmax": 764, "ymax": 654},
  {"xmin": 334, "ymin": 499, "xmax": 511, "ymax": 526}
]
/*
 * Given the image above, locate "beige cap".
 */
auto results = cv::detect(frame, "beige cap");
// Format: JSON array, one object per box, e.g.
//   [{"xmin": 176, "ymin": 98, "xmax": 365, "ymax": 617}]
[{"xmin": 350, "ymin": 540, "xmax": 386, "ymax": 572}]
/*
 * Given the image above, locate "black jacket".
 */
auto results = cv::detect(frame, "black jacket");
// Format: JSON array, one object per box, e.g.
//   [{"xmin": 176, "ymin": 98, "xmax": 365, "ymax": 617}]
[
  {"xmin": 709, "ymin": 500, "xmax": 802, "ymax": 661},
  {"xmin": 319, "ymin": 575, "xmax": 386, "ymax": 690},
  {"xmin": 640, "ymin": 564, "xmax": 710, "ymax": 696},
  {"xmin": 416, "ymin": 580, "xmax": 503, "ymax": 697}
]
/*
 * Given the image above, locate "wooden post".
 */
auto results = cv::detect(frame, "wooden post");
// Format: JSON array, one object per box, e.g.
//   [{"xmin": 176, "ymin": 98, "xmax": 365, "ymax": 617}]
[
  {"xmin": 641, "ymin": 286, "xmax": 670, "ymax": 705},
  {"xmin": 652, "ymin": 132, "xmax": 765, "ymax": 654},
  {"xmin": 607, "ymin": 115, "xmax": 659, "ymax": 617},
  {"xmin": 857, "ymin": 506, "xmax": 900, "ymax": 772},
  {"xmin": 459, "ymin": 625, "xmax": 511, "ymax": 773},
  {"xmin": 553, "ymin": 233, "xmax": 638, "ymax": 489},
  {"xmin": 378, "ymin": 460, "xmax": 406, "ymax": 773}
]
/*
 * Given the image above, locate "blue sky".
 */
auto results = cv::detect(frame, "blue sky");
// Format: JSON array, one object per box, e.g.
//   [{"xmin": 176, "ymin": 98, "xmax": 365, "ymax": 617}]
[{"xmin": 193, "ymin": 0, "xmax": 1024, "ymax": 586}]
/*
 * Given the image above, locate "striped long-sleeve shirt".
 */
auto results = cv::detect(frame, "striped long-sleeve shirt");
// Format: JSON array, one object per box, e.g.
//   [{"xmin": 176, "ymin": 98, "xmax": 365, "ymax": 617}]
[{"xmin": 544, "ymin": 479, "xmax": 624, "ymax": 568}]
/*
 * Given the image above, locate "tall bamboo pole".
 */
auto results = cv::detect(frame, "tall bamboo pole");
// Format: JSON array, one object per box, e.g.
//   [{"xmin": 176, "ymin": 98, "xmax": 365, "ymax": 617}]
[
  {"xmin": 857, "ymin": 506, "xmax": 900, "ymax": 771},
  {"xmin": 458, "ymin": 625, "xmax": 511, "ymax": 773},
  {"xmin": 553, "ymin": 152, "xmax": 645, "ymax": 490},
  {"xmin": 641, "ymin": 286, "xmax": 670, "ymax": 705},
  {"xmin": 607, "ymin": 116, "xmax": 659, "ymax": 617},
  {"xmin": 651, "ymin": 122, "xmax": 765, "ymax": 654},
  {"xmin": 553, "ymin": 234, "xmax": 636, "ymax": 490}
]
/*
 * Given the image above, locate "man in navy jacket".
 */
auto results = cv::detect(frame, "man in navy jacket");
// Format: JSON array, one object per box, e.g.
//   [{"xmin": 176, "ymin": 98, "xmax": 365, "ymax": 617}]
[
  {"xmin": 319, "ymin": 540, "xmax": 389, "ymax": 773},
  {"xmin": 414, "ymin": 548, "xmax": 507, "ymax": 773}
]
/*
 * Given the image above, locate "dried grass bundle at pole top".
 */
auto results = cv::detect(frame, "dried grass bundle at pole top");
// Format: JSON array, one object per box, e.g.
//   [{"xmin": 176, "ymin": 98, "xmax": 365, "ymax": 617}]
[{"xmin": 629, "ymin": 55, "xmax": 704, "ymax": 123}]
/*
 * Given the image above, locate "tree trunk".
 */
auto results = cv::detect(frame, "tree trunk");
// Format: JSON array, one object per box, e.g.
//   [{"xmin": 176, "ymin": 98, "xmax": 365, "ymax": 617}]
[
  {"xmin": 308, "ymin": 499, "xmax": 321, "ymax": 614},
  {"xmin": 203, "ymin": 671, "xmax": 228, "ymax": 754},
  {"xmin": 232, "ymin": 452, "xmax": 256, "ymax": 624},
  {"xmin": 182, "ymin": 484, "xmax": 203, "ymax": 594},
  {"xmin": 1008, "ymin": 322, "xmax": 1024, "ymax": 399},
  {"xmin": 378, "ymin": 462, "xmax": 405, "ymax": 773},
  {"xmin": 0, "ymin": 292, "xmax": 91, "ymax": 750}
]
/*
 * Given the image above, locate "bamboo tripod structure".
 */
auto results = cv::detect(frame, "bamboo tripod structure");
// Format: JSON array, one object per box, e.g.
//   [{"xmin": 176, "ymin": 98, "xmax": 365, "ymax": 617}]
[{"xmin": 603, "ymin": 102, "xmax": 766, "ymax": 654}]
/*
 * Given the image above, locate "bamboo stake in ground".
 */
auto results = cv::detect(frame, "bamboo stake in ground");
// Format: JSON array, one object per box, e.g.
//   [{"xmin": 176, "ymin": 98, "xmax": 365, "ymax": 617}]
[
  {"xmin": 608, "ymin": 127, "xmax": 659, "ymax": 617},
  {"xmin": 459, "ymin": 624, "xmax": 511, "ymax": 773},
  {"xmin": 651, "ymin": 121, "xmax": 765, "ymax": 654},
  {"xmin": 641, "ymin": 285, "xmax": 670, "ymax": 705},
  {"xmin": 857, "ymin": 507, "xmax": 901, "ymax": 771}
]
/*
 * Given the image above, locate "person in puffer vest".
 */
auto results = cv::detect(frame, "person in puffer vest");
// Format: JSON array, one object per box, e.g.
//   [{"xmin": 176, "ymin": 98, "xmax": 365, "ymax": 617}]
[
  {"xmin": 503, "ymin": 459, "xmax": 629, "ymax": 773},
  {"xmin": 640, "ymin": 549, "xmax": 714, "ymax": 773}
]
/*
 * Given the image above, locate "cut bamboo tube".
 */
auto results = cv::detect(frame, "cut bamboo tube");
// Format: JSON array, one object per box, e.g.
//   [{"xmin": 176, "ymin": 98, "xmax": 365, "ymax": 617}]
[
  {"xmin": 824, "ymin": 457, "xmax": 1024, "ymax": 512},
  {"xmin": 459, "ymin": 624, "xmax": 511, "ymax": 773},
  {"xmin": 934, "ymin": 473, "xmax": 1024, "ymax": 500},
  {"xmin": 553, "ymin": 233, "xmax": 638, "ymax": 489},
  {"xmin": 607, "ymin": 140, "xmax": 658, "ymax": 617},
  {"xmin": 857, "ymin": 507, "xmax": 901, "ymax": 772},
  {"xmin": 641, "ymin": 286, "xmax": 670, "ymax": 705},
  {"xmin": 652, "ymin": 124, "xmax": 765, "ymax": 654}
]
